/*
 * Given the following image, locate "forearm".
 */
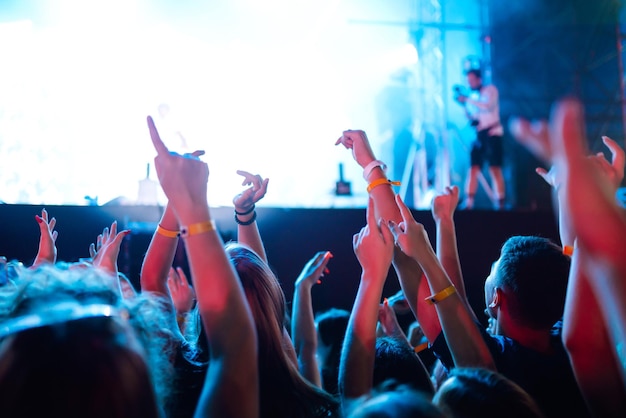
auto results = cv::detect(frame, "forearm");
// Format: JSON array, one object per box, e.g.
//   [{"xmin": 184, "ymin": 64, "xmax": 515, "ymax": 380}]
[
  {"xmin": 418, "ymin": 249, "xmax": 495, "ymax": 370},
  {"xmin": 392, "ymin": 251, "xmax": 442, "ymax": 343},
  {"xmin": 435, "ymin": 216, "xmax": 475, "ymax": 319},
  {"xmin": 366, "ymin": 167, "xmax": 402, "ymax": 224},
  {"xmin": 292, "ymin": 283, "xmax": 321, "ymax": 387},
  {"xmin": 563, "ymin": 254, "xmax": 626, "ymax": 418},
  {"xmin": 339, "ymin": 275, "xmax": 385, "ymax": 400},
  {"xmin": 179, "ymin": 205, "xmax": 258, "ymax": 417},
  {"xmin": 237, "ymin": 210, "xmax": 267, "ymax": 263},
  {"xmin": 140, "ymin": 205, "xmax": 179, "ymax": 295}
]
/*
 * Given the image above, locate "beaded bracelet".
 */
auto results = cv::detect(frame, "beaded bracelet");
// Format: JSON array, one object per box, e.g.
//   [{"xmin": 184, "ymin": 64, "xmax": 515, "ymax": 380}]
[
  {"xmin": 425, "ymin": 285, "xmax": 457, "ymax": 305},
  {"xmin": 234, "ymin": 205, "xmax": 255, "ymax": 216},
  {"xmin": 235, "ymin": 210, "xmax": 257, "ymax": 226}
]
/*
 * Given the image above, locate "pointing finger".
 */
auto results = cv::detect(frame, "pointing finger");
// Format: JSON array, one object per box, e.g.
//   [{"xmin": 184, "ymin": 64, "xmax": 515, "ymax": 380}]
[{"xmin": 147, "ymin": 116, "xmax": 169, "ymax": 155}]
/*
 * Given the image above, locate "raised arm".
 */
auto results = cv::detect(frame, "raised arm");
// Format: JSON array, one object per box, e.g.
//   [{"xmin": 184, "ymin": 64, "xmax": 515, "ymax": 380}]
[
  {"xmin": 140, "ymin": 203, "xmax": 181, "ymax": 296},
  {"xmin": 389, "ymin": 194, "xmax": 495, "ymax": 370},
  {"xmin": 335, "ymin": 130, "xmax": 440, "ymax": 343},
  {"xmin": 339, "ymin": 197, "xmax": 394, "ymax": 405},
  {"xmin": 291, "ymin": 250, "xmax": 333, "ymax": 387},
  {"xmin": 514, "ymin": 99, "xmax": 626, "ymax": 412},
  {"xmin": 431, "ymin": 185, "xmax": 477, "ymax": 321},
  {"xmin": 549, "ymin": 101, "xmax": 626, "ymax": 409},
  {"xmin": 148, "ymin": 116, "xmax": 258, "ymax": 418},
  {"xmin": 233, "ymin": 170, "xmax": 269, "ymax": 263}
]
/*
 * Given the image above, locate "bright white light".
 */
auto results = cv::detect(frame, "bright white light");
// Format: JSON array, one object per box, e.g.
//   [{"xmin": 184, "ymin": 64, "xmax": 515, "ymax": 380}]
[{"xmin": 0, "ymin": 1, "xmax": 421, "ymax": 207}]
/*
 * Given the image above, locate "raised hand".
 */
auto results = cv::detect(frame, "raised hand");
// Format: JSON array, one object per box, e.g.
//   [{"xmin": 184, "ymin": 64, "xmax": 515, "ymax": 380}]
[
  {"xmin": 294, "ymin": 251, "xmax": 333, "ymax": 290},
  {"xmin": 431, "ymin": 185, "xmax": 460, "ymax": 223},
  {"xmin": 167, "ymin": 267, "xmax": 196, "ymax": 315},
  {"xmin": 589, "ymin": 136, "xmax": 625, "ymax": 192},
  {"xmin": 32, "ymin": 209, "xmax": 58, "ymax": 267},
  {"xmin": 353, "ymin": 197, "xmax": 394, "ymax": 280},
  {"xmin": 388, "ymin": 194, "xmax": 432, "ymax": 261},
  {"xmin": 510, "ymin": 118, "xmax": 552, "ymax": 164},
  {"xmin": 147, "ymin": 116, "xmax": 209, "ymax": 212},
  {"xmin": 335, "ymin": 129, "xmax": 377, "ymax": 168},
  {"xmin": 535, "ymin": 165, "xmax": 561, "ymax": 189},
  {"xmin": 90, "ymin": 221, "xmax": 130, "ymax": 276},
  {"xmin": 377, "ymin": 298, "xmax": 406, "ymax": 340},
  {"xmin": 233, "ymin": 170, "xmax": 269, "ymax": 213}
]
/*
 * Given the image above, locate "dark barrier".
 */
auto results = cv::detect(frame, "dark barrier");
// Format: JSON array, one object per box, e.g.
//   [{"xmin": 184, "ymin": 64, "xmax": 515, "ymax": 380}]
[{"xmin": 0, "ymin": 204, "xmax": 559, "ymax": 325}]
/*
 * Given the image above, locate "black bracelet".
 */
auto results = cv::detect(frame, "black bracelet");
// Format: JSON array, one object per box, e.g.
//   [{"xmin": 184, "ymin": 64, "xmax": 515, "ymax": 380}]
[
  {"xmin": 234, "ymin": 210, "xmax": 257, "ymax": 226},
  {"xmin": 234, "ymin": 204, "xmax": 255, "ymax": 216}
]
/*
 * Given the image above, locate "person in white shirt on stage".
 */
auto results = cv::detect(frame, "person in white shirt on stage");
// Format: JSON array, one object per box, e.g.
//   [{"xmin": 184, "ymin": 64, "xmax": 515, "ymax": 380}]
[{"xmin": 455, "ymin": 69, "xmax": 506, "ymax": 210}]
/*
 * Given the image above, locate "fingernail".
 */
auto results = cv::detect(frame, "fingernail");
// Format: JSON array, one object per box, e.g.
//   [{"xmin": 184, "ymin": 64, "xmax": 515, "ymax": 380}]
[
  {"xmin": 316, "ymin": 279, "xmax": 322, "ymax": 285},
  {"xmin": 124, "ymin": 230, "xmax": 131, "ymax": 236},
  {"xmin": 324, "ymin": 268, "xmax": 330, "ymax": 274},
  {"xmin": 383, "ymin": 298, "xmax": 389, "ymax": 306},
  {"xmin": 35, "ymin": 215, "xmax": 42, "ymax": 223}
]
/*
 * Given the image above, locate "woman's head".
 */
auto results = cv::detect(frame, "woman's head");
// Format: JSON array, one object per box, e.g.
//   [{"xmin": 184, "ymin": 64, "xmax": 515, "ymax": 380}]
[{"xmin": 224, "ymin": 242, "xmax": 339, "ymax": 417}]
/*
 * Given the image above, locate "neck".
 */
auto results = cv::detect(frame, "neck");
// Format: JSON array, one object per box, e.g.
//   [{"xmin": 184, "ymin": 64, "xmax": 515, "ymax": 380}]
[{"xmin": 496, "ymin": 313, "xmax": 553, "ymax": 353}]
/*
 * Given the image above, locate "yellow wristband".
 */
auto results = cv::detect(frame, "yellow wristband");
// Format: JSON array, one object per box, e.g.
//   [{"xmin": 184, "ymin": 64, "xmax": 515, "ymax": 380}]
[
  {"xmin": 563, "ymin": 245, "xmax": 574, "ymax": 256},
  {"xmin": 157, "ymin": 225, "xmax": 180, "ymax": 238},
  {"xmin": 180, "ymin": 220, "xmax": 216, "ymax": 238},
  {"xmin": 413, "ymin": 342, "xmax": 429, "ymax": 354},
  {"xmin": 425, "ymin": 285, "xmax": 457, "ymax": 305},
  {"xmin": 367, "ymin": 178, "xmax": 401, "ymax": 193}
]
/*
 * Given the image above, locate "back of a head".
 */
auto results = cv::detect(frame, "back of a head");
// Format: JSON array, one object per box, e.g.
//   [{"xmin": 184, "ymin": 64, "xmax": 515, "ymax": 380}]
[
  {"xmin": 348, "ymin": 384, "xmax": 445, "ymax": 418},
  {"xmin": 0, "ymin": 264, "xmax": 164, "ymax": 418},
  {"xmin": 496, "ymin": 236, "xmax": 570, "ymax": 330},
  {"xmin": 373, "ymin": 336, "xmax": 435, "ymax": 397},
  {"xmin": 225, "ymin": 243, "xmax": 339, "ymax": 418},
  {"xmin": 315, "ymin": 308, "xmax": 350, "ymax": 396},
  {"xmin": 433, "ymin": 367, "xmax": 545, "ymax": 418},
  {"xmin": 0, "ymin": 314, "xmax": 159, "ymax": 418}
]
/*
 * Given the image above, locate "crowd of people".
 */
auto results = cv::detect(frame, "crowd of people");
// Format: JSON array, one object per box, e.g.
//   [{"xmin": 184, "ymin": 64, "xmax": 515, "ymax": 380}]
[{"xmin": 0, "ymin": 97, "xmax": 625, "ymax": 418}]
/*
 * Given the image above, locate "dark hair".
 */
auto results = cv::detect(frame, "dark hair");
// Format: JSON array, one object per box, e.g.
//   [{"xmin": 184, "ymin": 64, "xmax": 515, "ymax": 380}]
[
  {"xmin": 226, "ymin": 243, "xmax": 339, "ymax": 418},
  {"xmin": 434, "ymin": 367, "xmax": 545, "ymax": 418},
  {"xmin": 495, "ymin": 236, "xmax": 570, "ymax": 329},
  {"xmin": 0, "ymin": 315, "xmax": 160, "ymax": 418},
  {"xmin": 348, "ymin": 382, "xmax": 445, "ymax": 418},
  {"xmin": 465, "ymin": 69, "xmax": 482, "ymax": 79},
  {"xmin": 373, "ymin": 336, "xmax": 435, "ymax": 397},
  {"xmin": 315, "ymin": 308, "xmax": 350, "ymax": 396}
]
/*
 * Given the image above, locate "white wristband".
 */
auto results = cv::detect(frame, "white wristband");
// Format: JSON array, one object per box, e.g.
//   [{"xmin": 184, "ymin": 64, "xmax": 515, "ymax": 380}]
[{"xmin": 363, "ymin": 160, "xmax": 387, "ymax": 180}]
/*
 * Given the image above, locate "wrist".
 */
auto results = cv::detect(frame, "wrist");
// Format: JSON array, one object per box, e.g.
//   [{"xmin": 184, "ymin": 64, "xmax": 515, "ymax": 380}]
[
  {"xmin": 175, "ymin": 206, "xmax": 212, "ymax": 226},
  {"xmin": 363, "ymin": 160, "xmax": 387, "ymax": 181}
]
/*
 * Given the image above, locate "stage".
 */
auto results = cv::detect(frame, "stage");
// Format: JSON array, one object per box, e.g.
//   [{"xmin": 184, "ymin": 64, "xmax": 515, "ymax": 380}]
[{"xmin": 0, "ymin": 204, "xmax": 560, "ymax": 321}]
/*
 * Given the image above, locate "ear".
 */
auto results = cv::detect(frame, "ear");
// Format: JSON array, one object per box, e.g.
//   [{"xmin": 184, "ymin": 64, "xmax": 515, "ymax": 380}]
[{"xmin": 488, "ymin": 287, "xmax": 502, "ymax": 309}]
